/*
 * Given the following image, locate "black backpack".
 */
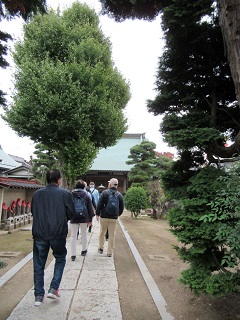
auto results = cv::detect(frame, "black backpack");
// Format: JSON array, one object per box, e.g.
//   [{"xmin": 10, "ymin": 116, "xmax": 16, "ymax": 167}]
[
  {"xmin": 105, "ymin": 190, "xmax": 119, "ymax": 216},
  {"xmin": 73, "ymin": 196, "xmax": 87, "ymax": 218}
]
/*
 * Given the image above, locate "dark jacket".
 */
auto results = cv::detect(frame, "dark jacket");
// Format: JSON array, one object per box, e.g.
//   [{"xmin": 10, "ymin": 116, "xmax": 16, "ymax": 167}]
[
  {"xmin": 31, "ymin": 184, "xmax": 75, "ymax": 240},
  {"xmin": 96, "ymin": 187, "xmax": 124, "ymax": 219},
  {"xmin": 70, "ymin": 189, "xmax": 94, "ymax": 224}
]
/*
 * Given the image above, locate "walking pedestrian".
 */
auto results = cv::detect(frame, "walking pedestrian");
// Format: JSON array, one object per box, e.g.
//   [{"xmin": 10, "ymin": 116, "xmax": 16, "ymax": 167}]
[
  {"xmin": 96, "ymin": 178, "xmax": 124, "ymax": 257},
  {"xmin": 31, "ymin": 169, "xmax": 75, "ymax": 306},
  {"xmin": 70, "ymin": 180, "xmax": 94, "ymax": 261},
  {"xmin": 89, "ymin": 181, "xmax": 99, "ymax": 207},
  {"xmin": 88, "ymin": 181, "xmax": 99, "ymax": 233}
]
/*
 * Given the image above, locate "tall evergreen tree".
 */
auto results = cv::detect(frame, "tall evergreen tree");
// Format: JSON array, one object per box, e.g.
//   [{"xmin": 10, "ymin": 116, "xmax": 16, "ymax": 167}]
[
  {"xmin": 31, "ymin": 143, "xmax": 59, "ymax": 183},
  {"xmin": 126, "ymin": 140, "xmax": 173, "ymax": 187},
  {"xmin": 3, "ymin": 2, "xmax": 130, "ymax": 180},
  {"xmin": 99, "ymin": 0, "xmax": 240, "ymax": 295}
]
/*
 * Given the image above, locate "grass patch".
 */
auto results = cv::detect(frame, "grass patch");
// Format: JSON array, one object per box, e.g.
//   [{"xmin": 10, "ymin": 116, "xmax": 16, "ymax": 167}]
[{"xmin": 0, "ymin": 230, "xmax": 33, "ymax": 255}]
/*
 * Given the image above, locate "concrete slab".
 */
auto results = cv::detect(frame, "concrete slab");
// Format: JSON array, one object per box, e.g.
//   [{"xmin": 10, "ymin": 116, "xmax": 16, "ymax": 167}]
[
  {"xmin": 0, "ymin": 251, "xmax": 21, "ymax": 257},
  {"xmin": 77, "ymin": 269, "xmax": 119, "ymax": 292},
  {"xmin": 7, "ymin": 289, "xmax": 73, "ymax": 320},
  {"xmin": 69, "ymin": 289, "xmax": 122, "ymax": 320},
  {"xmin": 7, "ymin": 223, "xmax": 122, "ymax": 320}
]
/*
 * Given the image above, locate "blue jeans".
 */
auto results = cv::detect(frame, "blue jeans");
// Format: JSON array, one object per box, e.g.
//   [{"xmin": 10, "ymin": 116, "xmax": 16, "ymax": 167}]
[{"xmin": 33, "ymin": 238, "xmax": 67, "ymax": 297}]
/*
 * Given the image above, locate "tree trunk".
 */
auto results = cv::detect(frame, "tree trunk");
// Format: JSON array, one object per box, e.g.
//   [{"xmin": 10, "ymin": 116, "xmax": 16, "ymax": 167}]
[{"xmin": 218, "ymin": 0, "xmax": 240, "ymax": 103}]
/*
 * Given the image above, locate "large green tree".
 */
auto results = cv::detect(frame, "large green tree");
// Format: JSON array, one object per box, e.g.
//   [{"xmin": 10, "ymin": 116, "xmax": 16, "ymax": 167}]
[
  {"xmin": 126, "ymin": 140, "xmax": 173, "ymax": 187},
  {"xmin": 3, "ymin": 2, "xmax": 130, "ymax": 180},
  {"xmin": 99, "ymin": 0, "xmax": 240, "ymax": 296},
  {"xmin": 31, "ymin": 142, "xmax": 59, "ymax": 184},
  {"xmin": 0, "ymin": 0, "xmax": 47, "ymax": 106},
  {"xmin": 127, "ymin": 140, "xmax": 173, "ymax": 217},
  {"xmin": 99, "ymin": 0, "xmax": 240, "ymax": 109},
  {"xmin": 155, "ymin": 1, "xmax": 240, "ymax": 296}
]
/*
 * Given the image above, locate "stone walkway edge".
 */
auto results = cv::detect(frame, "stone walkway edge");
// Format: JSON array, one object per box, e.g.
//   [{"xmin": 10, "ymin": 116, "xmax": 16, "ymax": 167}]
[
  {"xmin": 6, "ymin": 221, "xmax": 122, "ymax": 320},
  {"xmin": 3, "ymin": 218, "xmax": 174, "ymax": 320}
]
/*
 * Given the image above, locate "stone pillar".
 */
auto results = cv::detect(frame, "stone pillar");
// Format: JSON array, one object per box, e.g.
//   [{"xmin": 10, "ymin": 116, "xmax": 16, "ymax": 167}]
[
  {"xmin": 28, "ymin": 212, "xmax": 32, "ymax": 224},
  {"xmin": 5, "ymin": 217, "xmax": 14, "ymax": 231},
  {"xmin": 23, "ymin": 214, "xmax": 28, "ymax": 225},
  {"xmin": 14, "ymin": 216, "xmax": 18, "ymax": 229},
  {"xmin": 1, "ymin": 202, "xmax": 7, "ymax": 229},
  {"xmin": 19, "ymin": 215, "xmax": 24, "ymax": 227}
]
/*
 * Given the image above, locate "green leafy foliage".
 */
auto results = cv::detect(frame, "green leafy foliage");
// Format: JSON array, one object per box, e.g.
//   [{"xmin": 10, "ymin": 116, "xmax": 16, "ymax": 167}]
[
  {"xmin": 0, "ymin": 259, "xmax": 7, "ymax": 269},
  {"xmin": 167, "ymin": 165, "xmax": 240, "ymax": 296},
  {"xmin": 124, "ymin": 186, "xmax": 148, "ymax": 217},
  {"xmin": 200, "ymin": 166, "xmax": 240, "ymax": 270},
  {"xmin": 99, "ymin": 0, "xmax": 164, "ymax": 21},
  {"xmin": 0, "ymin": 0, "xmax": 47, "ymax": 106},
  {"xmin": 3, "ymin": 2, "xmax": 130, "ymax": 179},
  {"xmin": 98, "ymin": 0, "xmax": 240, "ymax": 297},
  {"xmin": 147, "ymin": 180, "xmax": 165, "ymax": 209},
  {"xmin": 127, "ymin": 140, "xmax": 173, "ymax": 187},
  {"xmin": 31, "ymin": 142, "xmax": 59, "ymax": 184}
]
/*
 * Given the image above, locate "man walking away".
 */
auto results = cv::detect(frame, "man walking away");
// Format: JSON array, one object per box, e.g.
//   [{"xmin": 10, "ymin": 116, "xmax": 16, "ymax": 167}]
[
  {"xmin": 31, "ymin": 169, "xmax": 75, "ymax": 306},
  {"xmin": 96, "ymin": 178, "xmax": 124, "ymax": 257},
  {"xmin": 88, "ymin": 182, "xmax": 99, "ymax": 232}
]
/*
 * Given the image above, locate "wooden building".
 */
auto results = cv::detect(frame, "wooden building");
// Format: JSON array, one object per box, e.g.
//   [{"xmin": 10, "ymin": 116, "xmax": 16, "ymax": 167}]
[{"xmin": 83, "ymin": 133, "xmax": 145, "ymax": 194}]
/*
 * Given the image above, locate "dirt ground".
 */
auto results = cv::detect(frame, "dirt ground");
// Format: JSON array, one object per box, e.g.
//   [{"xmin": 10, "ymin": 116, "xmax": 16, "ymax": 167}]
[
  {"xmin": 116, "ymin": 213, "xmax": 240, "ymax": 320},
  {"xmin": 1, "ymin": 212, "xmax": 240, "ymax": 320}
]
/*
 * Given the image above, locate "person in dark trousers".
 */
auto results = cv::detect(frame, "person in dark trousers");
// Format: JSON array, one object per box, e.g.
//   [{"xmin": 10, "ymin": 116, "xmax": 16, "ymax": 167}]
[
  {"xmin": 70, "ymin": 180, "xmax": 94, "ymax": 260},
  {"xmin": 96, "ymin": 178, "xmax": 124, "ymax": 257},
  {"xmin": 31, "ymin": 169, "xmax": 75, "ymax": 306}
]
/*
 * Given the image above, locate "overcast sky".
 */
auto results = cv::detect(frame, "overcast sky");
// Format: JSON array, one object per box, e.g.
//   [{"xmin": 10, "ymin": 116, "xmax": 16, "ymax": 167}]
[{"xmin": 0, "ymin": 0, "xmax": 175, "ymax": 160}]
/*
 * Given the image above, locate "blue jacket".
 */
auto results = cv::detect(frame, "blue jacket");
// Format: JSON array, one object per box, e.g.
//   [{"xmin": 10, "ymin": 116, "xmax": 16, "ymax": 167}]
[
  {"xmin": 31, "ymin": 184, "xmax": 75, "ymax": 240},
  {"xmin": 90, "ymin": 188, "xmax": 99, "ymax": 206}
]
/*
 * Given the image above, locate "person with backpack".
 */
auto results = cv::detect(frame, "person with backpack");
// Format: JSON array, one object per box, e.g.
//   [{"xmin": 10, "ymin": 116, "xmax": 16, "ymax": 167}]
[
  {"xmin": 96, "ymin": 178, "xmax": 124, "ymax": 257},
  {"xmin": 70, "ymin": 180, "xmax": 94, "ymax": 261}
]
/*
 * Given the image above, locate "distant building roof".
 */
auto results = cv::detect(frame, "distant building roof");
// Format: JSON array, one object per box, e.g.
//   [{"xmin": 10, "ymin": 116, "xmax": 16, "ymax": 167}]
[
  {"xmin": 5, "ymin": 164, "xmax": 34, "ymax": 179},
  {"xmin": 0, "ymin": 147, "xmax": 19, "ymax": 171},
  {"xmin": 0, "ymin": 177, "xmax": 44, "ymax": 189},
  {"xmin": 90, "ymin": 133, "xmax": 145, "ymax": 172},
  {"xmin": 9, "ymin": 154, "xmax": 30, "ymax": 166}
]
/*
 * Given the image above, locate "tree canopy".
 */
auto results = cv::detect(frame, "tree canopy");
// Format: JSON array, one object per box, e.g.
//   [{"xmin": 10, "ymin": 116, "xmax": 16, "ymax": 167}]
[
  {"xmin": 126, "ymin": 140, "xmax": 173, "ymax": 187},
  {"xmin": 99, "ymin": 0, "xmax": 240, "ymax": 108},
  {"xmin": 99, "ymin": 0, "xmax": 240, "ymax": 296},
  {"xmin": 0, "ymin": 0, "xmax": 47, "ymax": 106},
  {"xmin": 124, "ymin": 186, "xmax": 148, "ymax": 217},
  {"xmin": 3, "ymin": 2, "xmax": 131, "ymax": 179},
  {"xmin": 31, "ymin": 142, "xmax": 59, "ymax": 184}
]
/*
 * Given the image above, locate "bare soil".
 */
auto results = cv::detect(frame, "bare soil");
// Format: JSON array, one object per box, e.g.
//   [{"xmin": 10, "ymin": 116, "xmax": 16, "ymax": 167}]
[
  {"xmin": 1, "ymin": 213, "xmax": 240, "ymax": 320},
  {"xmin": 116, "ymin": 213, "xmax": 240, "ymax": 320}
]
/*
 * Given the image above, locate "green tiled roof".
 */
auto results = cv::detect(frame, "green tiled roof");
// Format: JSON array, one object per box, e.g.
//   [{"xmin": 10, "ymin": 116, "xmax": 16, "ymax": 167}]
[{"xmin": 90, "ymin": 133, "xmax": 145, "ymax": 172}]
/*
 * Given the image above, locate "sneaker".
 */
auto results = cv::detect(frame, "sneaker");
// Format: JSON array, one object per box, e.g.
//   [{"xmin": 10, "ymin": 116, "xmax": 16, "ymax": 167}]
[
  {"xmin": 71, "ymin": 255, "xmax": 76, "ymax": 261},
  {"xmin": 34, "ymin": 296, "xmax": 44, "ymax": 306},
  {"xmin": 107, "ymin": 254, "xmax": 112, "ymax": 257},
  {"xmin": 47, "ymin": 288, "xmax": 60, "ymax": 299},
  {"xmin": 81, "ymin": 250, "xmax": 87, "ymax": 256},
  {"xmin": 98, "ymin": 248, "xmax": 103, "ymax": 254}
]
